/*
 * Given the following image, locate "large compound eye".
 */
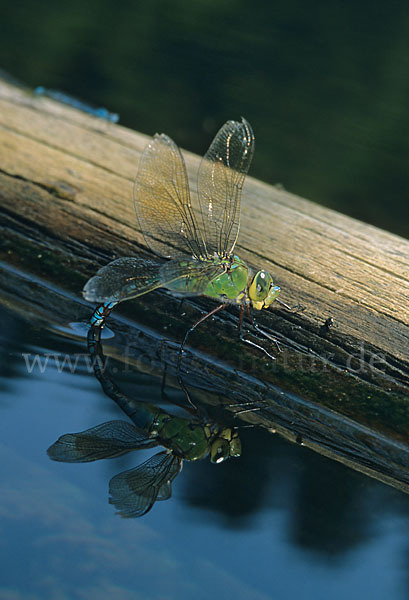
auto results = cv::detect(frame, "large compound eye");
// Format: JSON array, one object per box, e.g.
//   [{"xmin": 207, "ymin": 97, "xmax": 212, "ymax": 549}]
[
  {"xmin": 229, "ymin": 434, "xmax": 242, "ymax": 458},
  {"xmin": 249, "ymin": 270, "xmax": 273, "ymax": 302},
  {"xmin": 263, "ymin": 284, "xmax": 280, "ymax": 308},
  {"xmin": 210, "ymin": 438, "xmax": 230, "ymax": 464}
]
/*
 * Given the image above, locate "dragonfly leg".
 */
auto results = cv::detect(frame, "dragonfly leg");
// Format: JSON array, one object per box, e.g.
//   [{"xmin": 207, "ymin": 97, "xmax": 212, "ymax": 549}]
[
  {"xmin": 178, "ymin": 377, "xmax": 198, "ymax": 413},
  {"xmin": 275, "ymin": 297, "xmax": 305, "ymax": 313},
  {"xmin": 238, "ymin": 304, "xmax": 245, "ymax": 333},
  {"xmin": 239, "ymin": 334, "xmax": 277, "ymax": 360},
  {"xmin": 178, "ymin": 298, "xmax": 186, "ymax": 314},
  {"xmin": 235, "ymin": 305, "xmax": 280, "ymax": 360},
  {"xmin": 245, "ymin": 303, "xmax": 253, "ymax": 324},
  {"xmin": 177, "ymin": 302, "xmax": 228, "ymax": 383},
  {"xmin": 156, "ymin": 340, "xmax": 199, "ymax": 414},
  {"xmin": 234, "ymin": 406, "xmax": 265, "ymax": 416},
  {"xmin": 160, "ymin": 363, "xmax": 199, "ymax": 416},
  {"xmin": 239, "ymin": 305, "xmax": 281, "ymax": 355},
  {"xmin": 250, "ymin": 312, "xmax": 281, "ymax": 353},
  {"xmin": 177, "ymin": 303, "xmax": 228, "ymax": 411}
]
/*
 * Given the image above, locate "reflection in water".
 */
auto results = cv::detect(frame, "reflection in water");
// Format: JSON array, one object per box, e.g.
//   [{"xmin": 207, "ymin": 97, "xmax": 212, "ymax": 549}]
[
  {"xmin": 290, "ymin": 451, "xmax": 371, "ymax": 557},
  {"xmin": 48, "ymin": 323, "xmax": 241, "ymax": 517},
  {"xmin": 2, "ymin": 306, "xmax": 409, "ymax": 598}
]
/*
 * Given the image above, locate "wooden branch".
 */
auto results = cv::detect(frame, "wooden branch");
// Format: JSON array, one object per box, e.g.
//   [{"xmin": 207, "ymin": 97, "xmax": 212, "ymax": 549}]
[{"xmin": 1, "ymin": 76, "xmax": 409, "ymax": 493}]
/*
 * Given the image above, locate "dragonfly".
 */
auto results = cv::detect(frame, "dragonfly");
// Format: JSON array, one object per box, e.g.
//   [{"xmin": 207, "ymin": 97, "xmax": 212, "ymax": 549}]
[
  {"xmin": 47, "ymin": 322, "xmax": 241, "ymax": 518},
  {"xmin": 35, "ymin": 86, "xmax": 119, "ymax": 123},
  {"xmin": 83, "ymin": 117, "xmax": 281, "ymax": 358}
]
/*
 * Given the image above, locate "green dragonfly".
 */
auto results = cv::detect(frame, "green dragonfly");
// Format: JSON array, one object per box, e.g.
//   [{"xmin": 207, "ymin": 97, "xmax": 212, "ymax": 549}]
[
  {"xmin": 84, "ymin": 117, "xmax": 281, "ymax": 355},
  {"xmin": 47, "ymin": 322, "xmax": 241, "ymax": 518}
]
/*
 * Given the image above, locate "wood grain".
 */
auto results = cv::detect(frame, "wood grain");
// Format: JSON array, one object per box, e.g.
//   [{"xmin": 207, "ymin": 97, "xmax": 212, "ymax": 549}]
[{"xmin": 1, "ymin": 76, "xmax": 409, "ymax": 450}]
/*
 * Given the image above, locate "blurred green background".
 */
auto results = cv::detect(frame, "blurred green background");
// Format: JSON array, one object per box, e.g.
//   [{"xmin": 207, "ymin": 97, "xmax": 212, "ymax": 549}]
[{"xmin": 1, "ymin": 0, "xmax": 408, "ymax": 238}]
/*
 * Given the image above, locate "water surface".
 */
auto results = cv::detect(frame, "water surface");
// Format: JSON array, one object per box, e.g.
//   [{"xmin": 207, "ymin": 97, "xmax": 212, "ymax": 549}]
[{"xmin": 1, "ymin": 307, "xmax": 409, "ymax": 600}]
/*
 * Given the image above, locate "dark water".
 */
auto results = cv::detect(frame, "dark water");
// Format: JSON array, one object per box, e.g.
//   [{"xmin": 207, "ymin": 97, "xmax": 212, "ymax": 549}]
[
  {"xmin": 2, "ymin": 305, "xmax": 409, "ymax": 600},
  {"xmin": 1, "ymin": 0, "xmax": 408, "ymax": 238}
]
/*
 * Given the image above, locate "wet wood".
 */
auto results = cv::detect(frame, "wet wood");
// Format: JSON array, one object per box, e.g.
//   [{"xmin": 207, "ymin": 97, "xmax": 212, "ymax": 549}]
[
  {"xmin": 1, "ymin": 76, "xmax": 409, "ymax": 455},
  {"xmin": 2, "ymin": 262, "xmax": 409, "ymax": 497}
]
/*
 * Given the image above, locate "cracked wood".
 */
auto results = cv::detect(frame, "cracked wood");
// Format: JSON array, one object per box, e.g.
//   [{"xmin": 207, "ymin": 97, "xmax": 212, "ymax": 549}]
[{"xmin": 0, "ymin": 76, "xmax": 409, "ymax": 412}]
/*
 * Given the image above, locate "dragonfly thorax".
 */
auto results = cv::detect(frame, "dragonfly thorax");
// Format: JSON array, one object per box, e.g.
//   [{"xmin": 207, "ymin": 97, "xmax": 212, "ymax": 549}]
[
  {"xmin": 202, "ymin": 255, "xmax": 249, "ymax": 302},
  {"xmin": 248, "ymin": 269, "xmax": 280, "ymax": 310},
  {"xmin": 201, "ymin": 256, "xmax": 280, "ymax": 310}
]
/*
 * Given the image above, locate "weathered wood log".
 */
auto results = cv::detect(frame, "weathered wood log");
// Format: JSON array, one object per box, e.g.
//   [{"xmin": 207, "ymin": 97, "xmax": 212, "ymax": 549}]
[{"xmin": 1, "ymin": 76, "xmax": 409, "ymax": 493}]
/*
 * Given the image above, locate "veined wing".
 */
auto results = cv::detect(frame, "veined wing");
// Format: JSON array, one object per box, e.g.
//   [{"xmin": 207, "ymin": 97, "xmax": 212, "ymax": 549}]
[
  {"xmin": 83, "ymin": 257, "xmax": 163, "ymax": 303},
  {"xmin": 47, "ymin": 420, "xmax": 158, "ymax": 463},
  {"xmin": 159, "ymin": 256, "xmax": 226, "ymax": 295},
  {"xmin": 197, "ymin": 118, "xmax": 254, "ymax": 257},
  {"xmin": 134, "ymin": 133, "xmax": 206, "ymax": 259},
  {"xmin": 156, "ymin": 479, "xmax": 175, "ymax": 501},
  {"xmin": 83, "ymin": 255, "xmax": 226, "ymax": 304},
  {"xmin": 109, "ymin": 451, "xmax": 182, "ymax": 518}
]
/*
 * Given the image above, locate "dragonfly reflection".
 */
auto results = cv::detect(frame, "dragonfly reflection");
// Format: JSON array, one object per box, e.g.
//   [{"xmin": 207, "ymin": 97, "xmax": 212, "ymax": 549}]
[{"xmin": 48, "ymin": 323, "xmax": 241, "ymax": 517}]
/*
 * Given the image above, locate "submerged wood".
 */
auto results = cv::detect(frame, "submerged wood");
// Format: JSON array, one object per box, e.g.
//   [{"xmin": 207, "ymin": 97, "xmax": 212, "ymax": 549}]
[
  {"xmin": 1, "ymin": 76, "xmax": 409, "ymax": 490},
  {"xmin": 1, "ymin": 263, "xmax": 409, "ymax": 496}
]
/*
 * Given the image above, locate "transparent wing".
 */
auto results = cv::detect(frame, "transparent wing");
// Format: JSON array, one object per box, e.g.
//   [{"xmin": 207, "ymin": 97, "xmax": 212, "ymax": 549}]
[
  {"xmin": 156, "ymin": 458, "xmax": 183, "ymax": 501},
  {"xmin": 196, "ymin": 118, "xmax": 254, "ymax": 257},
  {"xmin": 156, "ymin": 481, "xmax": 173, "ymax": 501},
  {"xmin": 83, "ymin": 256, "xmax": 226, "ymax": 304},
  {"xmin": 109, "ymin": 451, "xmax": 182, "ymax": 518},
  {"xmin": 47, "ymin": 420, "xmax": 158, "ymax": 463},
  {"xmin": 159, "ymin": 257, "xmax": 226, "ymax": 295},
  {"xmin": 134, "ymin": 133, "xmax": 206, "ymax": 259},
  {"xmin": 82, "ymin": 257, "xmax": 163, "ymax": 303}
]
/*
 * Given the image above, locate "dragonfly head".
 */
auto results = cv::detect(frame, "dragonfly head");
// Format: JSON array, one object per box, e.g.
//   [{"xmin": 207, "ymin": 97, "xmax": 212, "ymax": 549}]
[
  {"xmin": 248, "ymin": 270, "xmax": 280, "ymax": 310},
  {"xmin": 210, "ymin": 429, "xmax": 242, "ymax": 464}
]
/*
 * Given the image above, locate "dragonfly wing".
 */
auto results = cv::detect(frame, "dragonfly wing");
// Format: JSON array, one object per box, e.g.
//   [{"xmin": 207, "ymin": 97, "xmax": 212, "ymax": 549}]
[
  {"xmin": 159, "ymin": 257, "xmax": 226, "ymax": 296},
  {"xmin": 197, "ymin": 118, "xmax": 254, "ymax": 257},
  {"xmin": 156, "ymin": 457, "xmax": 183, "ymax": 501},
  {"xmin": 47, "ymin": 420, "xmax": 158, "ymax": 463},
  {"xmin": 134, "ymin": 133, "xmax": 206, "ymax": 259},
  {"xmin": 156, "ymin": 481, "xmax": 173, "ymax": 501},
  {"xmin": 155, "ymin": 457, "xmax": 182, "ymax": 501},
  {"xmin": 83, "ymin": 257, "xmax": 163, "ymax": 303},
  {"xmin": 109, "ymin": 452, "xmax": 182, "ymax": 518}
]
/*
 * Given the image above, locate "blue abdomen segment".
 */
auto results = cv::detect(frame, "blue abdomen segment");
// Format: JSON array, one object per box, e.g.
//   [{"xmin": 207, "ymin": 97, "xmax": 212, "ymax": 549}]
[{"xmin": 90, "ymin": 301, "xmax": 117, "ymax": 327}]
